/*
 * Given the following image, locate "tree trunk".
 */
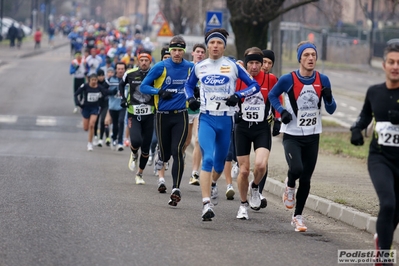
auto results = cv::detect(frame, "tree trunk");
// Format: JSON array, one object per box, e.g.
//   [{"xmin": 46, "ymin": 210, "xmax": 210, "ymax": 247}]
[{"xmin": 230, "ymin": 20, "xmax": 269, "ymax": 60}]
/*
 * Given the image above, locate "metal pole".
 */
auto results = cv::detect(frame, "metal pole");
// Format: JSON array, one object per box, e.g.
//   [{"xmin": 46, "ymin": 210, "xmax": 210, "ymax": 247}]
[
  {"xmin": 0, "ymin": 0, "xmax": 4, "ymax": 41},
  {"xmin": 368, "ymin": 0, "xmax": 375, "ymax": 65},
  {"xmin": 270, "ymin": 15, "xmax": 282, "ymax": 77}
]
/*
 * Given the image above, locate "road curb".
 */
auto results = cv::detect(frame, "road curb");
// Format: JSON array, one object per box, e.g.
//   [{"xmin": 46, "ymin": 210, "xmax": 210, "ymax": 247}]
[
  {"xmin": 18, "ymin": 41, "xmax": 70, "ymax": 59},
  {"xmin": 264, "ymin": 177, "xmax": 399, "ymax": 243}
]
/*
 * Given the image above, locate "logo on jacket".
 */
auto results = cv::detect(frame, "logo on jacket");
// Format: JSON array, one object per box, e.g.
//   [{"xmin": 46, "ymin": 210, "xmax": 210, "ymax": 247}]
[
  {"xmin": 202, "ymin": 75, "xmax": 229, "ymax": 85},
  {"xmin": 166, "ymin": 76, "xmax": 171, "ymax": 85}
]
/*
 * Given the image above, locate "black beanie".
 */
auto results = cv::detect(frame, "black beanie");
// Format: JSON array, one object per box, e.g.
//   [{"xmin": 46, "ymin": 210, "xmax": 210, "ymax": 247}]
[
  {"xmin": 97, "ymin": 69, "xmax": 105, "ymax": 76},
  {"xmin": 262, "ymin": 50, "xmax": 275, "ymax": 66},
  {"xmin": 161, "ymin": 47, "xmax": 170, "ymax": 60}
]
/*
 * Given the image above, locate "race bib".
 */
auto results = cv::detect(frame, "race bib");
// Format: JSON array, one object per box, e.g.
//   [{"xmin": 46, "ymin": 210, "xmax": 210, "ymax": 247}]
[
  {"xmin": 296, "ymin": 109, "xmax": 319, "ymax": 127},
  {"xmin": 242, "ymin": 103, "xmax": 265, "ymax": 122},
  {"xmin": 376, "ymin": 122, "xmax": 399, "ymax": 147},
  {"xmin": 205, "ymin": 93, "xmax": 229, "ymax": 112},
  {"xmin": 132, "ymin": 104, "xmax": 154, "ymax": 115},
  {"xmin": 87, "ymin": 92, "xmax": 100, "ymax": 102}
]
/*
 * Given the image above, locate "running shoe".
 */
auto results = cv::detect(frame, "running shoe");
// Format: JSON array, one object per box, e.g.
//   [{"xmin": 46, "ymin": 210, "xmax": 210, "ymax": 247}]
[
  {"xmin": 260, "ymin": 193, "xmax": 267, "ymax": 208},
  {"xmin": 248, "ymin": 183, "xmax": 261, "ymax": 209},
  {"xmin": 87, "ymin": 142, "xmax": 93, "ymax": 151},
  {"xmin": 168, "ymin": 188, "xmax": 181, "ymax": 206},
  {"xmin": 105, "ymin": 137, "xmax": 111, "ymax": 146},
  {"xmin": 373, "ymin": 234, "xmax": 382, "ymax": 266},
  {"xmin": 283, "ymin": 177, "xmax": 296, "ymax": 209},
  {"xmin": 158, "ymin": 179, "xmax": 167, "ymax": 193},
  {"xmin": 236, "ymin": 202, "xmax": 249, "ymax": 220},
  {"xmin": 291, "ymin": 215, "xmax": 307, "ymax": 232},
  {"xmin": 135, "ymin": 173, "xmax": 145, "ymax": 185},
  {"xmin": 111, "ymin": 140, "xmax": 117, "ymax": 150},
  {"xmin": 165, "ymin": 161, "xmax": 169, "ymax": 170},
  {"xmin": 97, "ymin": 140, "xmax": 103, "ymax": 147},
  {"xmin": 93, "ymin": 136, "xmax": 99, "ymax": 146},
  {"xmin": 231, "ymin": 162, "xmax": 239, "ymax": 179},
  {"xmin": 73, "ymin": 107, "xmax": 78, "ymax": 113},
  {"xmin": 128, "ymin": 152, "xmax": 138, "ymax": 172},
  {"xmin": 202, "ymin": 201, "xmax": 215, "ymax": 221},
  {"xmin": 226, "ymin": 184, "xmax": 235, "ymax": 200},
  {"xmin": 211, "ymin": 184, "xmax": 219, "ymax": 205},
  {"xmin": 147, "ymin": 153, "xmax": 153, "ymax": 166},
  {"xmin": 117, "ymin": 144, "xmax": 124, "ymax": 151},
  {"xmin": 189, "ymin": 172, "xmax": 200, "ymax": 186}
]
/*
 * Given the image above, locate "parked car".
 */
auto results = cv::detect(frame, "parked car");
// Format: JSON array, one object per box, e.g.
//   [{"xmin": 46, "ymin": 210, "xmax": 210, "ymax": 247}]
[{"xmin": 0, "ymin": 17, "xmax": 32, "ymax": 40}]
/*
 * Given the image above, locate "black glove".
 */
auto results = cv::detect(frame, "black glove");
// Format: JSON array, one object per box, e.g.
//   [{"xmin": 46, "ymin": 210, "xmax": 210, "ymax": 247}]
[
  {"xmin": 350, "ymin": 127, "xmax": 364, "ymax": 146},
  {"xmin": 120, "ymin": 98, "xmax": 128, "ymax": 108},
  {"xmin": 281, "ymin": 110, "xmax": 292, "ymax": 124},
  {"xmin": 194, "ymin": 87, "xmax": 200, "ymax": 99},
  {"xmin": 188, "ymin": 97, "xmax": 201, "ymax": 111},
  {"xmin": 321, "ymin": 87, "xmax": 333, "ymax": 103},
  {"xmin": 225, "ymin": 94, "xmax": 240, "ymax": 107},
  {"xmin": 272, "ymin": 119, "xmax": 281, "ymax": 136},
  {"xmin": 158, "ymin": 90, "xmax": 173, "ymax": 100},
  {"xmin": 388, "ymin": 110, "xmax": 399, "ymax": 125},
  {"xmin": 234, "ymin": 112, "xmax": 243, "ymax": 124}
]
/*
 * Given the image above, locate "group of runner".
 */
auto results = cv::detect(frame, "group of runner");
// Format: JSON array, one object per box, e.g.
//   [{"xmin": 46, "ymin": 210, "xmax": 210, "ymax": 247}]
[{"xmin": 69, "ymin": 24, "xmax": 399, "ymax": 261}]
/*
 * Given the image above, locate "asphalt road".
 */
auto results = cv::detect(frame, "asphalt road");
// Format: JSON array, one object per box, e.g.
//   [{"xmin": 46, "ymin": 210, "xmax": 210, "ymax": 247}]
[{"xmin": 0, "ymin": 46, "xmax": 392, "ymax": 266}]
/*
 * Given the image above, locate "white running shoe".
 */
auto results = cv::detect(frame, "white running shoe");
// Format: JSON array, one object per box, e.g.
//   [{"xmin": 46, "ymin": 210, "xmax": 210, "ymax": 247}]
[
  {"xmin": 73, "ymin": 107, "xmax": 78, "ymax": 113},
  {"xmin": 236, "ymin": 203, "xmax": 249, "ymax": 220},
  {"xmin": 283, "ymin": 177, "xmax": 296, "ymax": 209},
  {"xmin": 226, "ymin": 184, "xmax": 235, "ymax": 200},
  {"xmin": 97, "ymin": 139, "xmax": 103, "ymax": 147},
  {"xmin": 128, "ymin": 152, "xmax": 138, "ymax": 171},
  {"xmin": 211, "ymin": 184, "xmax": 219, "ymax": 205},
  {"xmin": 231, "ymin": 162, "xmax": 239, "ymax": 179},
  {"xmin": 189, "ymin": 172, "xmax": 200, "ymax": 186},
  {"xmin": 291, "ymin": 215, "xmax": 307, "ymax": 232},
  {"xmin": 202, "ymin": 201, "xmax": 215, "ymax": 221},
  {"xmin": 157, "ymin": 179, "xmax": 167, "ymax": 193},
  {"xmin": 117, "ymin": 144, "xmax": 124, "ymax": 151},
  {"xmin": 93, "ymin": 136, "xmax": 99, "ymax": 146},
  {"xmin": 147, "ymin": 153, "xmax": 153, "ymax": 166},
  {"xmin": 165, "ymin": 161, "xmax": 169, "ymax": 170},
  {"xmin": 87, "ymin": 142, "xmax": 93, "ymax": 151},
  {"xmin": 135, "ymin": 173, "xmax": 145, "ymax": 185},
  {"xmin": 248, "ymin": 182, "xmax": 261, "ymax": 209},
  {"xmin": 168, "ymin": 188, "xmax": 181, "ymax": 206}
]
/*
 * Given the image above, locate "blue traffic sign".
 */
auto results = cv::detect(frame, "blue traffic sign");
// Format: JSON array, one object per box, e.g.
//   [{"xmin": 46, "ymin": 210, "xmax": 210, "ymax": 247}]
[{"xmin": 205, "ymin": 11, "xmax": 223, "ymax": 33}]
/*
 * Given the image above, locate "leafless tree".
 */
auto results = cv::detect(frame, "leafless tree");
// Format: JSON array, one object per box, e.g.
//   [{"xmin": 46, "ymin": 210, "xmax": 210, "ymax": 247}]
[{"xmin": 226, "ymin": 0, "xmax": 319, "ymax": 58}]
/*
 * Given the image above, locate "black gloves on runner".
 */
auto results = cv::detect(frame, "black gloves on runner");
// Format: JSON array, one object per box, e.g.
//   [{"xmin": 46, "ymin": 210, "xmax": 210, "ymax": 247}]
[
  {"xmin": 234, "ymin": 112, "xmax": 243, "ymax": 124},
  {"xmin": 281, "ymin": 110, "xmax": 292, "ymax": 124},
  {"xmin": 388, "ymin": 110, "xmax": 399, "ymax": 125},
  {"xmin": 194, "ymin": 87, "xmax": 200, "ymax": 99},
  {"xmin": 272, "ymin": 119, "xmax": 281, "ymax": 136},
  {"xmin": 350, "ymin": 127, "xmax": 364, "ymax": 146},
  {"xmin": 188, "ymin": 97, "xmax": 201, "ymax": 111},
  {"xmin": 158, "ymin": 89, "xmax": 173, "ymax": 100},
  {"xmin": 225, "ymin": 94, "xmax": 240, "ymax": 107},
  {"xmin": 321, "ymin": 87, "xmax": 333, "ymax": 103},
  {"xmin": 120, "ymin": 98, "xmax": 128, "ymax": 108}
]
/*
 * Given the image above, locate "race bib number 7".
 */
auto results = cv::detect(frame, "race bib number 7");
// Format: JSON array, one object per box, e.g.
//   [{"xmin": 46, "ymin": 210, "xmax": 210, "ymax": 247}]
[{"xmin": 205, "ymin": 93, "xmax": 229, "ymax": 112}]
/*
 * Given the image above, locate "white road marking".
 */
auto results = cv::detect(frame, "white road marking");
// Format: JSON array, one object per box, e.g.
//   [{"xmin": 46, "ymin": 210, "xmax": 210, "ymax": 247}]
[
  {"xmin": 0, "ymin": 115, "xmax": 18, "ymax": 123},
  {"xmin": 36, "ymin": 116, "xmax": 57, "ymax": 126}
]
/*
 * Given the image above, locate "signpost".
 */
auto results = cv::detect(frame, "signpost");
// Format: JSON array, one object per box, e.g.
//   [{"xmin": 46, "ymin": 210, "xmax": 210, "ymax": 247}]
[{"xmin": 205, "ymin": 11, "xmax": 223, "ymax": 33}]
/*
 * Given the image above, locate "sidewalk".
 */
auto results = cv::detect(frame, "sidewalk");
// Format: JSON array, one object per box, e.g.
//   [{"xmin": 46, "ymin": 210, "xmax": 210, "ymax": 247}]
[{"xmin": 0, "ymin": 34, "xmax": 69, "ymax": 66}]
